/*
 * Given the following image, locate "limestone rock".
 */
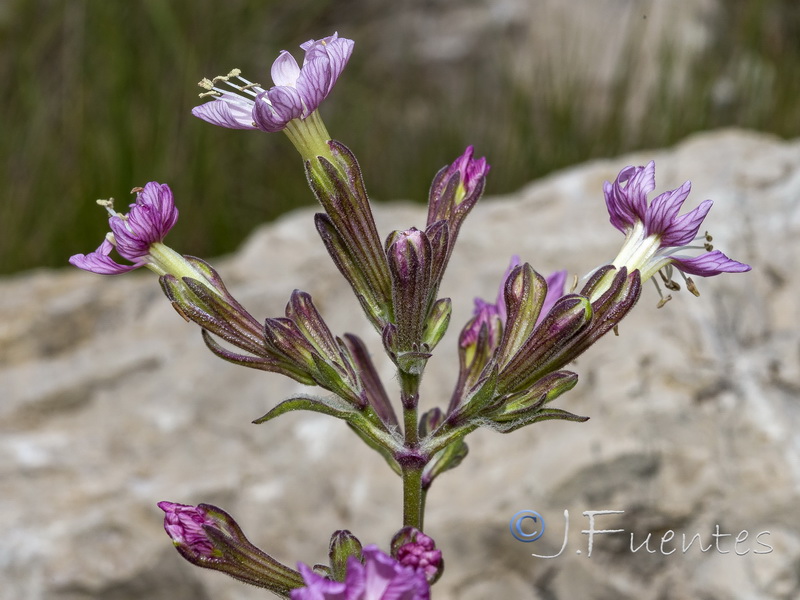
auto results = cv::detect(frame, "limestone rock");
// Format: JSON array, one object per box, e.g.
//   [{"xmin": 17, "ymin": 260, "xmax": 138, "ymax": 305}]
[{"xmin": 2, "ymin": 129, "xmax": 800, "ymax": 599}]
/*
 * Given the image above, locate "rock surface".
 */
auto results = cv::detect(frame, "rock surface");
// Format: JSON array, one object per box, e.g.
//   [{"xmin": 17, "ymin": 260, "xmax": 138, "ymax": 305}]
[{"xmin": 3, "ymin": 129, "xmax": 800, "ymax": 599}]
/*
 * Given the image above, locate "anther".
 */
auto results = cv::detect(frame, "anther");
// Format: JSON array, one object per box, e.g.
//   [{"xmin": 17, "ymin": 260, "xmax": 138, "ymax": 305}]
[
  {"xmin": 656, "ymin": 295, "xmax": 672, "ymax": 309},
  {"xmin": 97, "ymin": 198, "xmax": 126, "ymax": 220},
  {"xmin": 652, "ymin": 276, "xmax": 672, "ymax": 308},
  {"xmin": 659, "ymin": 270, "xmax": 680, "ymax": 291},
  {"xmin": 686, "ymin": 277, "xmax": 700, "ymax": 297},
  {"xmin": 211, "ymin": 69, "xmax": 241, "ymax": 84}
]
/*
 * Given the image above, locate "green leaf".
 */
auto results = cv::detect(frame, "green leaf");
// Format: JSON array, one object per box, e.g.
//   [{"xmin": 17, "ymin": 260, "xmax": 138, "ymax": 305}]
[{"xmin": 253, "ymin": 394, "xmax": 357, "ymax": 425}]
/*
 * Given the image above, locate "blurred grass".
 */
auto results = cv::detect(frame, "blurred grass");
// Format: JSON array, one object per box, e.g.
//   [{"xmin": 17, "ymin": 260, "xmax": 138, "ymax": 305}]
[{"xmin": 1, "ymin": 0, "xmax": 799, "ymax": 274}]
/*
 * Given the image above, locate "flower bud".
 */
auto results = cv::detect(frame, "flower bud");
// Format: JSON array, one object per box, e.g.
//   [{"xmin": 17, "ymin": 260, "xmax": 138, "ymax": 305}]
[
  {"xmin": 488, "ymin": 370, "xmax": 579, "ymax": 423},
  {"xmin": 328, "ymin": 530, "xmax": 363, "ymax": 582},
  {"xmin": 391, "ymin": 528, "xmax": 444, "ymax": 584},
  {"xmin": 158, "ymin": 501, "xmax": 303, "ymax": 594},
  {"xmin": 386, "ymin": 228, "xmax": 437, "ymax": 374},
  {"xmin": 425, "ymin": 147, "xmax": 490, "ymax": 285},
  {"xmin": 498, "ymin": 294, "xmax": 592, "ymax": 395},
  {"xmin": 309, "ymin": 142, "xmax": 393, "ymax": 331}
]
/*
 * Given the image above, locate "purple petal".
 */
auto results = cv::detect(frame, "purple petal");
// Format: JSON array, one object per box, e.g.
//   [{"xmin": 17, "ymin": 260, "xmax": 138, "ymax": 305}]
[
  {"xmin": 300, "ymin": 33, "xmax": 354, "ymax": 98},
  {"xmin": 271, "ymin": 50, "xmax": 301, "ymax": 87},
  {"xmin": 319, "ymin": 37, "xmax": 355, "ymax": 95},
  {"xmin": 292, "ymin": 546, "xmax": 429, "ymax": 600},
  {"xmin": 446, "ymin": 146, "xmax": 490, "ymax": 199},
  {"xmin": 604, "ymin": 162, "xmax": 655, "ymax": 231},
  {"xmin": 360, "ymin": 546, "xmax": 430, "ymax": 600},
  {"xmin": 291, "ymin": 563, "xmax": 346, "ymax": 600},
  {"xmin": 139, "ymin": 182, "xmax": 179, "ymax": 235},
  {"xmin": 353, "ymin": 548, "xmax": 393, "ymax": 599},
  {"xmin": 253, "ymin": 88, "xmax": 304, "ymax": 132},
  {"xmin": 157, "ymin": 501, "xmax": 216, "ymax": 558},
  {"xmin": 671, "ymin": 250, "xmax": 752, "ymax": 276},
  {"xmin": 69, "ymin": 239, "xmax": 139, "ymax": 275},
  {"xmin": 110, "ymin": 183, "xmax": 178, "ymax": 260},
  {"xmin": 659, "ymin": 198, "xmax": 713, "ymax": 247},
  {"xmin": 626, "ymin": 160, "xmax": 656, "ymax": 218},
  {"xmin": 296, "ymin": 56, "xmax": 331, "ymax": 113},
  {"xmin": 644, "ymin": 181, "xmax": 691, "ymax": 238},
  {"xmin": 267, "ymin": 87, "xmax": 305, "ymax": 120},
  {"xmin": 603, "ymin": 179, "xmax": 629, "ymax": 232},
  {"xmin": 108, "ymin": 214, "xmax": 139, "ymax": 258},
  {"xmin": 191, "ymin": 100, "xmax": 256, "ymax": 130},
  {"xmin": 300, "ymin": 32, "xmax": 340, "ymax": 63}
]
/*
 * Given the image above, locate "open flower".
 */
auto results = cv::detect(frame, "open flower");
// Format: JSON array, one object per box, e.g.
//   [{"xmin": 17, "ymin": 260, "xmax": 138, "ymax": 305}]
[
  {"xmin": 192, "ymin": 33, "xmax": 354, "ymax": 158},
  {"xmin": 69, "ymin": 182, "xmax": 185, "ymax": 276},
  {"xmin": 604, "ymin": 160, "xmax": 750, "ymax": 285},
  {"xmin": 291, "ymin": 545, "xmax": 430, "ymax": 600}
]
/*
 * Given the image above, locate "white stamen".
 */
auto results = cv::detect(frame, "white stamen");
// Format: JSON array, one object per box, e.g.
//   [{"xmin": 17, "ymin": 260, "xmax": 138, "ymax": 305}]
[
  {"xmin": 651, "ymin": 277, "xmax": 672, "ymax": 308},
  {"xmin": 197, "ymin": 68, "xmax": 264, "ymax": 100},
  {"xmin": 96, "ymin": 198, "xmax": 124, "ymax": 219},
  {"xmin": 659, "ymin": 268, "xmax": 680, "ymax": 291}
]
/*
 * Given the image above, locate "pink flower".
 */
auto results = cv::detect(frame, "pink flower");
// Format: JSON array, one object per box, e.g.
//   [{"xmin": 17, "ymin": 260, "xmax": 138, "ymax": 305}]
[
  {"xmin": 69, "ymin": 182, "xmax": 178, "ymax": 275},
  {"xmin": 291, "ymin": 546, "xmax": 430, "ymax": 600},
  {"xmin": 193, "ymin": 33, "xmax": 354, "ymax": 133},
  {"xmin": 604, "ymin": 160, "xmax": 750, "ymax": 279}
]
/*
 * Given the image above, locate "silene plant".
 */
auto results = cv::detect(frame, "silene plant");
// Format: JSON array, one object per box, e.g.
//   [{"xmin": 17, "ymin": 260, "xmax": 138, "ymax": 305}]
[{"xmin": 70, "ymin": 32, "xmax": 750, "ymax": 598}]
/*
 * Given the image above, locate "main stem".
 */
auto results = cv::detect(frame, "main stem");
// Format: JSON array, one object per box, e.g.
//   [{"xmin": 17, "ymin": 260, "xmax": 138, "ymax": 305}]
[{"xmin": 399, "ymin": 370, "xmax": 425, "ymax": 530}]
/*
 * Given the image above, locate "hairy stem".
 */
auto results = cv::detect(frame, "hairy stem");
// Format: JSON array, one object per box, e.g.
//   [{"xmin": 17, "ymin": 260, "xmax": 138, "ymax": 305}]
[{"xmin": 399, "ymin": 370, "xmax": 425, "ymax": 529}]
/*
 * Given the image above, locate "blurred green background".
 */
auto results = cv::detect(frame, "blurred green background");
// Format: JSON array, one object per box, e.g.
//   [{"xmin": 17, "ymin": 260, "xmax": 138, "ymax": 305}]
[{"xmin": 1, "ymin": 0, "xmax": 798, "ymax": 274}]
